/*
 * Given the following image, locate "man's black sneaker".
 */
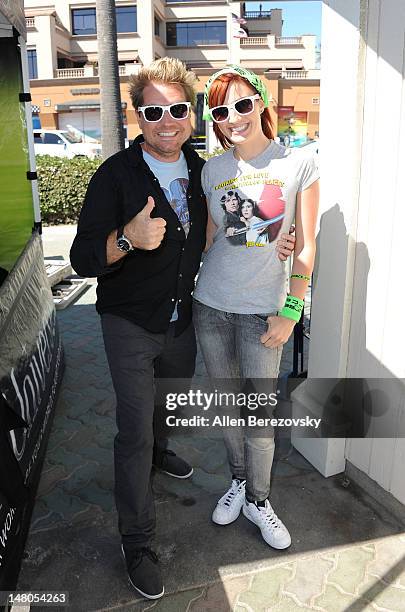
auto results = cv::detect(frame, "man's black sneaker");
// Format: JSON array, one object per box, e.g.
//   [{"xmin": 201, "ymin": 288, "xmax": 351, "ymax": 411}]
[
  {"xmin": 153, "ymin": 449, "xmax": 193, "ymax": 479},
  {"xmin": 121, "ymin": 544, "xmax": 164, "ymax": 600}
]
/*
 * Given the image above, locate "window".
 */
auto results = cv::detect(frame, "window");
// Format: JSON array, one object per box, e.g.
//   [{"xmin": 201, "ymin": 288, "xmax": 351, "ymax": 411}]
[
  {"xmin": 43, "ymin": 133, "xmax": 65, "ymax": 145},
  {"xmin": 166, "ymin": 21, "xmax": 226, "ymax": 46},
  {"xmin": 116, "ymin": 6, "xmax": 137, "ymax": 33},
  {"xmin": 27, "ymin": 49, "xmax": 38, "ymax": 79},
  {"xmin": 154, "ymin": 16, "xmax": 160, "ymax": 37},
  {"xmin": 33, "ymin": 132, "xmax": 42, "ymax": 144},
  {"xmin": 72, "ymin": 8, "xmax": 96, "ymax": 35},
  {"xmin": 72, "ymin": 6, "xmax": 137, "ymax": 35}
]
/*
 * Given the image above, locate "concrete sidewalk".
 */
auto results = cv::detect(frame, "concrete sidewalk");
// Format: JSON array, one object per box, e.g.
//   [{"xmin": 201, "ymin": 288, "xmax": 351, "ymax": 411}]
[{"xmin": 16, "ymin": 226, "xmax": 405, "ymax": 611}]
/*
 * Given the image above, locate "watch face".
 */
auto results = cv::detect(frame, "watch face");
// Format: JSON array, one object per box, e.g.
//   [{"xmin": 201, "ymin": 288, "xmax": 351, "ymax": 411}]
[{"xmin": 117, "ymin": 237, "xmax": 132, "ymax": 252}]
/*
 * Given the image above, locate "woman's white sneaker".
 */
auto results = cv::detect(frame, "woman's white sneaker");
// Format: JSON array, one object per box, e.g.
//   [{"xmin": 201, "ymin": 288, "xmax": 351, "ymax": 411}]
[
  {"xmin": 212, "ymin": 479, "xmax": 246, "ymax": 525},
  {"xmin": 243, "ymin": 499, "xmax": 291, "ymax": 549}
]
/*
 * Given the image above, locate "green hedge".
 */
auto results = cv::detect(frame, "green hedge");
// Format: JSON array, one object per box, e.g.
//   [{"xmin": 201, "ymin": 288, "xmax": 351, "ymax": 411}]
[
  {"xmin": 36, "ymin": 155, "xmax": 101, "ymax": 225},
  {"xmin": 37, "ymin": 149, "xmax": 224, "ymax": 225}
]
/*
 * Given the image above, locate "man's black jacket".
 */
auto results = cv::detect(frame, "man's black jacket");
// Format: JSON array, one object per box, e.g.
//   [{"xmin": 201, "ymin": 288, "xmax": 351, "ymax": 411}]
[{"xmin": 70, "ymin": 136, "xmax": 207, "ymax": 335}]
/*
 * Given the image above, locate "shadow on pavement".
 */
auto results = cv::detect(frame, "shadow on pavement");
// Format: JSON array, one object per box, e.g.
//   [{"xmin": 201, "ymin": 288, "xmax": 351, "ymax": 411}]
[{"xmin": 16, "ymin": 296, "xmax": 405, "ymax": 611}]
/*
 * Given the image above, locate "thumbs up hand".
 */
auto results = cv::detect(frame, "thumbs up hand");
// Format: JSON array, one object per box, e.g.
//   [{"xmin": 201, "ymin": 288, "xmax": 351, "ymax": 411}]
[{"xmin": 124, "ymin": 196, "xmax": 166, "ymax": 250}]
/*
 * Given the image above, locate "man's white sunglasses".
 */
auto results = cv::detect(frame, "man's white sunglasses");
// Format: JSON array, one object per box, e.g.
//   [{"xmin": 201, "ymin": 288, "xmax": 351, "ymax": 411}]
[
  {"xmin": 137, "ymin": 102, "xmax": 191, "ymax": 122},
  {"xmin": 209, "ymin": 94, "xmax": 260, "ymax": 123}
]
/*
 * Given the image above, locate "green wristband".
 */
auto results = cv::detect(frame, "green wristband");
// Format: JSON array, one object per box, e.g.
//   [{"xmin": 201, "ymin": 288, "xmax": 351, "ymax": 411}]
[
  {"xmin": 290, "ymin": 274, "xmax": 310, "ymax": 282},
  {"xmin": 279, "ymin": 295, "xmax": 304, "ymax": 323}
]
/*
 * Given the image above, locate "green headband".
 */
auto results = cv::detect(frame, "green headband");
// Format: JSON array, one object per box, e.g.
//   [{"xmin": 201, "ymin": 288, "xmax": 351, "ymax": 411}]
[{"xmin": 202, "ymin": 65, "xmax": 270, "ymax": 121}]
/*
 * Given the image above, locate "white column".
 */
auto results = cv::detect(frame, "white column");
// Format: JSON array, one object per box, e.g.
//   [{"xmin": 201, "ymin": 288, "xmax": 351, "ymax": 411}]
[
  {"xmin": 291, "ymin": 0, "xmax": 367, "ymax": 476},
  {"xmin": 35, "ymin": 14, "xmax": 57, "ymax": 79},
  {"xmin": 137, "ymin": 0, "xmax": 154, "ymax": 65}
]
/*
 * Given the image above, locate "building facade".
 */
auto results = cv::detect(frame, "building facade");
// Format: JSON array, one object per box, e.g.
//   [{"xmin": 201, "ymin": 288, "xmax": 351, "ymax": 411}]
[{"xmin": 24, "ymin": 0, "xmax": 320, "ymax": 145}]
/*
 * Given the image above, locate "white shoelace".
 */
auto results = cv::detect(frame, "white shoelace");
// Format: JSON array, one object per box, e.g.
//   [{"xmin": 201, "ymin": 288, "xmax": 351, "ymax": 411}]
[{"xmin": 222, "ymin": 479, "xmax": 245, "ymax": 507}]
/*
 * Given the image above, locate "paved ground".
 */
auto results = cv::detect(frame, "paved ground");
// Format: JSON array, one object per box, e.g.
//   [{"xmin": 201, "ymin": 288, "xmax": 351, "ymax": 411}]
[{"xmin": 15, "ymin": 226, "xmax": 405, "ymax": 611}]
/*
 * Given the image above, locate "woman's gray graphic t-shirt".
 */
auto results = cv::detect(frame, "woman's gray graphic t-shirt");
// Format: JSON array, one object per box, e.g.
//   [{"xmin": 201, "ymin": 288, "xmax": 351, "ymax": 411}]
[{"xmin": 193, "ymin": 141, "xmax": 319, "ymax": 314}]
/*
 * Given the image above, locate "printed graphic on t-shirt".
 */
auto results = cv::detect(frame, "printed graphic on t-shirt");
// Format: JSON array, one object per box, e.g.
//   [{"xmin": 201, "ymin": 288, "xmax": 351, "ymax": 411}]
[
  {"xmin": 215, "ymin": 174, "xmax": 286, "ymax": 248},
  {"xmin": 163, "ymin": 178, "xmax": 190, "ymax": 236}
]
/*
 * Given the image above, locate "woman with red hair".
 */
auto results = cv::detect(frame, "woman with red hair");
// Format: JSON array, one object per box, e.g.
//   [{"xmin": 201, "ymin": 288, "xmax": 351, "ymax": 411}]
[{"xmin": 193, "ymin": 65, "xmax": 319, "ymax": 549}]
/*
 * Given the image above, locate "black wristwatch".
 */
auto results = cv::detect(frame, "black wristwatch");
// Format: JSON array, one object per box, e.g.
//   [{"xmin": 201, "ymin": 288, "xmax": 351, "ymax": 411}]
[{"xmin": 116, "ymin": 226, "xmax": 134, "ymax": 253}]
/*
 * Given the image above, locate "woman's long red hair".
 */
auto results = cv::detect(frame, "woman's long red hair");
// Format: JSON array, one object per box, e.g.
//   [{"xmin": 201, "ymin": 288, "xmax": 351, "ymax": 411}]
[{"xmin": 208, "ymin": 74, "xmax": 274, "ymax": 150}]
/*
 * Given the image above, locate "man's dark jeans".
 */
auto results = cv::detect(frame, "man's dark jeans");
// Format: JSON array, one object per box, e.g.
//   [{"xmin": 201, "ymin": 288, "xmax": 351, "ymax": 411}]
[{"xmin": 101, "ymin": 314, "xmax": 196, "ymax": 546}]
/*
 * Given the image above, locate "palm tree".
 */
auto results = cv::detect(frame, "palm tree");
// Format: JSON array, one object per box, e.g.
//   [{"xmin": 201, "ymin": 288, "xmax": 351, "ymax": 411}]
[{"xmin": 96, "ymin": 0, "xmax": 125, "ymax": 159}]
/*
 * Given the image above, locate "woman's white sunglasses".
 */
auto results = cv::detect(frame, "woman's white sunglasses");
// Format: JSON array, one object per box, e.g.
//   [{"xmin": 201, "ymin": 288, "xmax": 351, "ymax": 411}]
[
  {"xmin": 209, "ymin": 94, "xmax": 261, "ymax": 123},
  {"xmin": 137, "ymin": 102, "xmax": 191, "ymax": 122}
]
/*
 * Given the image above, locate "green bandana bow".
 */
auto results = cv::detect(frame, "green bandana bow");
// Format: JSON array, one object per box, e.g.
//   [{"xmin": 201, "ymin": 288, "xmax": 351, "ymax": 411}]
[{"xmin": 202, "ymin": 64, "xmax": 270, "ymax": 121}]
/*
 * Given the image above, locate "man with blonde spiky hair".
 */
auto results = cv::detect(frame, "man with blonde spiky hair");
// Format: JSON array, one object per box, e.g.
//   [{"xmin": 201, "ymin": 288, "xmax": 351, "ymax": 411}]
[
  {"xmin": 70, "ymin": 57, "xmax": 207, "ymax": 600},
  {"xmin": 71, "ymin": 57, "xmax": 295, "ymax": 600}
]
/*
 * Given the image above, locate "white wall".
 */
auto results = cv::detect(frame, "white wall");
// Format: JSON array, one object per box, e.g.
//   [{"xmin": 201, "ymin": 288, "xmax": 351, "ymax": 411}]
[
  {"xmin": 245, "ymin": 11, "xmax": 282, "ymax": 37},
  {"xmin": 165, "ymin": 3, "xmax": 228, "ymax": 21},
  {"xmin": 241, "ymin": 35, "xmax": 315, "ymax": 70},
  {"xmin": 292, "ymin": 0, "xmax": 405, "ymax": 505},
  {"xmin": 344, "ymin": 0, "xmax": 405, "ymax": 504},
  {"xmin": 301, "ymin": 35, "xmax": 317, "ymax": 70},
  {"xmin": 166, "ymin": 47, "xmax": 229, "ymax": 65}
]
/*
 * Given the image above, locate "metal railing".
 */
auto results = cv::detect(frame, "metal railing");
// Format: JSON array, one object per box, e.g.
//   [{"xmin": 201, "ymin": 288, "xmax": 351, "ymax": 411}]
[
  {"xmin": 276, "ymin": 36, "xmax": 302, "ymax": 45},
  {"xmin": 26, "ymin": 17, "xmax": 35, "ymax": 28},
  {"xmin": 243, "ymin": 11, "xmax": 272, "ymax": 19},
  {"xmin": 240, "ymin": 37, "xmax": 268, "ymax": 46}
]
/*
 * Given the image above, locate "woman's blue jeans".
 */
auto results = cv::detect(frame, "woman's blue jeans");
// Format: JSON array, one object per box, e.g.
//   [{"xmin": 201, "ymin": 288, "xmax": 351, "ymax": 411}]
[{"xmin": 193, "ymin": 299, "xmax": 282, "ymax": 502}]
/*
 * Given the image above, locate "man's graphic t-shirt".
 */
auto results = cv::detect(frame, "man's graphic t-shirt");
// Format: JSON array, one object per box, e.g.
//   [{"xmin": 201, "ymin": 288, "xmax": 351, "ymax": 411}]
[
  {"xmin": 193, "ymin": 140, "xmax": 319, "ymax": 314},
  {"xmin": 142, "ymin": 149, "xmax": 190, "ymax": 235},
  {"xmin": 142, "ymin": 149, "xmax": 190, "ymax": 321}
]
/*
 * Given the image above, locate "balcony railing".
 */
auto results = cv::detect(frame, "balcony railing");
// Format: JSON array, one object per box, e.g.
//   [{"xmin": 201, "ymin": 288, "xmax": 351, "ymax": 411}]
[
  {"xmin": 281, "ymin": 70, "xmax": 308, "ymax": 79},
  {"xmin": 55, "ymin": 68, "xmax": 85, "ymax": 78},
  {"xmin": 276, "ymin": 36, "xmax": 302, "ymax": 45},
  {"xmin": 26, "ymin": 17, "xmax": 35, "ymax": 28},
  {"xmin": 243, "ymin": 11, "xmax": 272, "ymax": 19},
  {"xmin": 240, "ymin": 37, "xmax": 268, "ymax": 46},
  {"xmin": 54, "ymin": 64, "xmax": 140, "ymax": 79}
]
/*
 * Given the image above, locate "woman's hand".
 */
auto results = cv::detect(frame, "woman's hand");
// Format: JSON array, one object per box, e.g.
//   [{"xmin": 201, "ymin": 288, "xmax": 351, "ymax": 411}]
[
  {"xmin": 276, "ymin": 232, "xmax": 296, "ymax": 261},
  {"xmin": 260, "ymin": 315, "xmax": 295, "ymax": 349},
  {"xmin": 226, "ymin": 227, "xmax": 236, "ymax": 237}
]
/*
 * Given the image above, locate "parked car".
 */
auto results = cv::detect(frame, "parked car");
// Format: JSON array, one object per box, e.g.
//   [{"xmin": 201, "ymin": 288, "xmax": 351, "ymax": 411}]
[{"xmin": 33, "ymin": 130, "xmax": 102, "ymax": 159}]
